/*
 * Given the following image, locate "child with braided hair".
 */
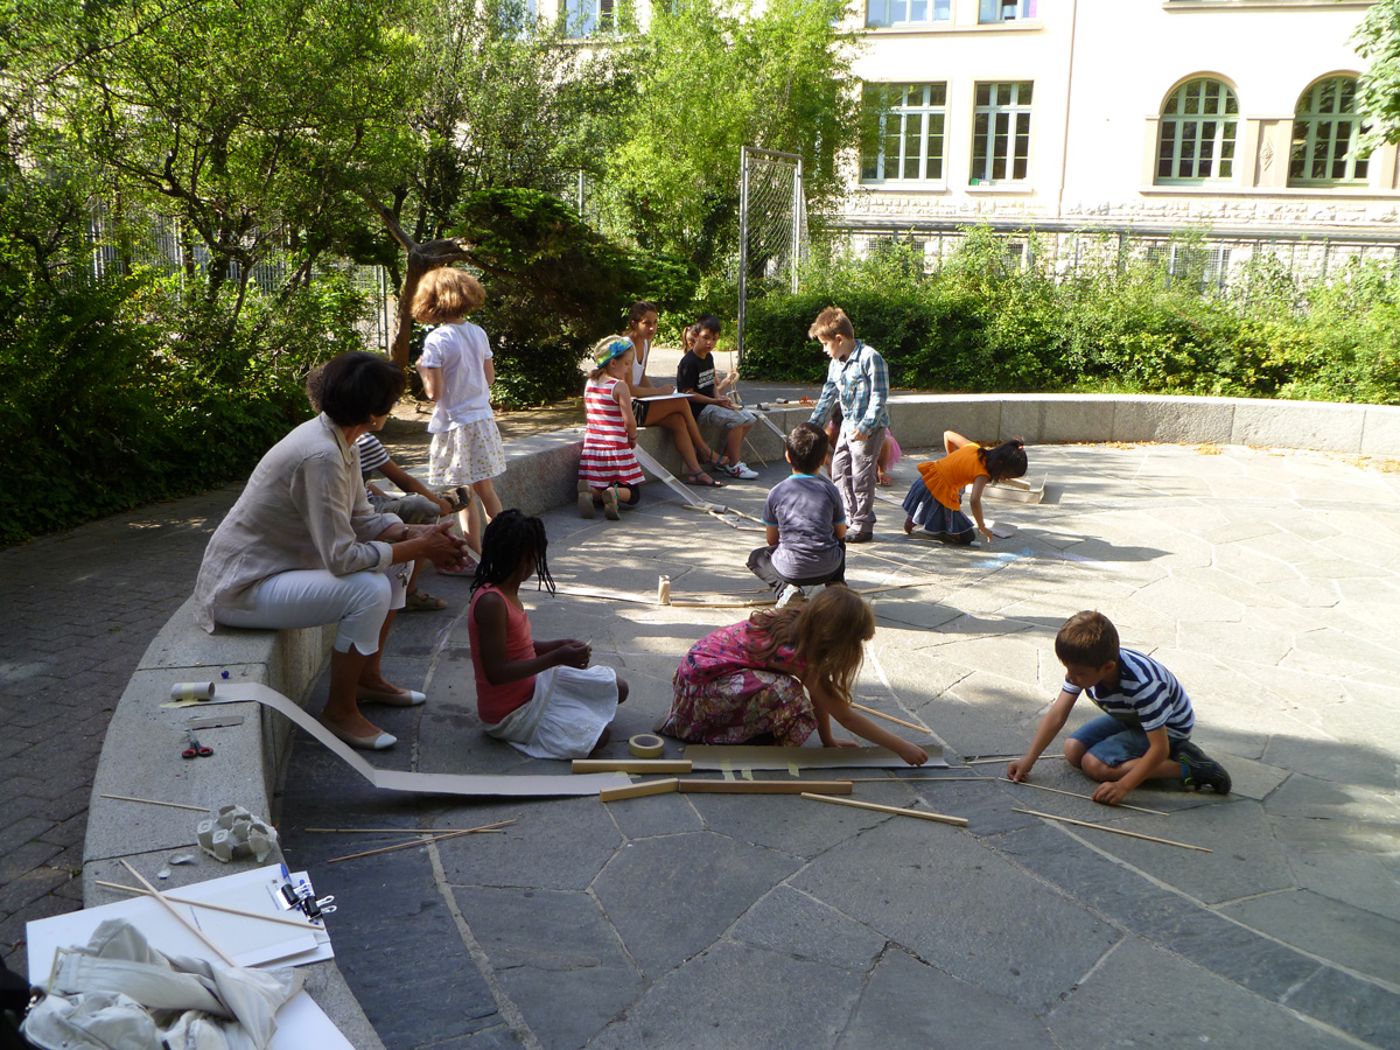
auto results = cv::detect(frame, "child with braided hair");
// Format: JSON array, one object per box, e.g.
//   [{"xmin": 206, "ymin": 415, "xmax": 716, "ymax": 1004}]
[{"xmin": 467, "ymin": 510, "xmax": 628, "ymax": 758}]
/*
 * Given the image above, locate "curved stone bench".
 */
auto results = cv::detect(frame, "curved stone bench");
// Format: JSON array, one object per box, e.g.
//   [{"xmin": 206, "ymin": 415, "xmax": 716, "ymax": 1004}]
[{"xmin": 85, "ymin": 391, "xmax": 1398, "ymax": 1044}]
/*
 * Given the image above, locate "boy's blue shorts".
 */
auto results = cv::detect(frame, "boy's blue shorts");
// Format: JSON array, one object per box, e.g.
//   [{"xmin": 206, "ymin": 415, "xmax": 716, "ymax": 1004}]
[{"xmin": 1069, "ymin": 715, "xmax": 1188, "ymax": 767}]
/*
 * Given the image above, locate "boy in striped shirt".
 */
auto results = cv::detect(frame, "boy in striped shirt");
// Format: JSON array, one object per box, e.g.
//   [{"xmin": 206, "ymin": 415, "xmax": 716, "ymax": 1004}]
[{"xmin": 1008, "ymin": 610, "xmax": 1231, "ymax": 805}]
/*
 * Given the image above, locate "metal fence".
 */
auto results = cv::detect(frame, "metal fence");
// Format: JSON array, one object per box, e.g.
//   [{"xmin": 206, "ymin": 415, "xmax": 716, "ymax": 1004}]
[
  {"xmin": 78, "ymin": 207, "xmax": 396, "ymax": 352},
  {"xmin": 832, "ymin": 217, "xmax": 1400, "ymax": 295}
]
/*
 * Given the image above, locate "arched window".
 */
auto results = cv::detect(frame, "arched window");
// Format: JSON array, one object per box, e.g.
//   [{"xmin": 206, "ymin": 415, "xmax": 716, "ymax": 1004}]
[
  {"xmin": 1156, "ymin": 78, "xmax": 1238, "ymax": 183},
  {"xmin": 1290, "ymin": 76, "xmax": 1369, "ymax": 185}
]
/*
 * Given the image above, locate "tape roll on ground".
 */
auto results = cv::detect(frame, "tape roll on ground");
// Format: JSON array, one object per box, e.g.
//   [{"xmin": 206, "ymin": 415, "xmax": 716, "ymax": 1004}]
[
  {"xmin": 171, "ymin": 681, "xmax": 215, "ymax": 702},
  {"xmin": 628, "ymin": 734, "xmax": 666, "ymax": 759}
]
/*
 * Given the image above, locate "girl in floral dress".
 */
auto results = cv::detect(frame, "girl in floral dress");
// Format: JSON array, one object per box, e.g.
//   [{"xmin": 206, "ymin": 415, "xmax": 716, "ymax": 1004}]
[{"xmin": 657, "ymin": 586, "xmax": 928, "ymax": 765}]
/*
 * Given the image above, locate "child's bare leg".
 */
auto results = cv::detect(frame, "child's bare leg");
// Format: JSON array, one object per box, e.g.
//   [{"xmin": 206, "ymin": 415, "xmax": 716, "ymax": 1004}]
[
  {"xmin": 1080, "ymin": 752, "xmax": 1179, "ymax": 783},
  {"xmin": 944, "ymin": 430, "xmax": 972, "ymax": 454},
  {"xmin": 724, "ymin": 424, "xmax": 748, "ymax": 467},
  {"xmin": 473, "ymin": 477, "xmax": 503, "ymax": 520},
  {"xmin": 651, "ymin": 410, "xmax": 704, "ymax": 474},
  {"xmin": 456, "ymin": 504, "xmax": 483, "ymax": 556}
]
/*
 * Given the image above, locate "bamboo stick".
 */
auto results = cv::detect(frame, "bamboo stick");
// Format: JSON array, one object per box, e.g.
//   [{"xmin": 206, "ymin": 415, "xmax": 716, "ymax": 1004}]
[
  {"xmin": 326, "ymin": 820, "xmax": 514, "ymax": 865},
  {"xmin": 304, "ymin": 826, "xmax": 484, "ymax": 835},
  {"xmin": 1011, "ymin": 808, "xmax": 1210, "ymax": 852},
  {"xmin": 100, "ymin": 793, "xmax": 209, "ymax": 813},
  {"xmin": 678, "ymin": 779, "xmax": 853, "ymax": 795},
  {"xmin": 572, "ymin": 758, "xmax": 693, "ymax": 774},
  {"xmin": 965, "ymin": 755, "xmax": 1067, "ymax": 765},
  {"xmin": 801, "ymin": 793, "xmax": 969, "ymax": 828},
  {"xmin": 845, "ymin": 776, "xmax": 995, "ymax": 782},
  {"xmin": 849, "ymin": 702, "xmax": 934, "ymax": 736},
  {"xmin": 96, "ymin": 881, "xmax": 321, "ymax": 930},
  {"xmin": 599, "ymin": 778, "xmax": 680, "ymax": 803},
  {"xmin": 120, "ymin": 859, "xmax": 235, "ymax": 966},
  {"xmin": 998, "ymin": 778, "xmax": 1169, "ymax": 816}
]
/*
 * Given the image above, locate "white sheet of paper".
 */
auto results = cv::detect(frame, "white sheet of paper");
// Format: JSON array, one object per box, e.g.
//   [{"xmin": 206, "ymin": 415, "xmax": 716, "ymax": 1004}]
[
  {"xmin": 26, "ymin": 864, "xmax": 326, "ymax": 987},
  {"xmin": 633, "ymin": 393, "xmax": 691, "ymax": 402},
  {"xmin": 270, "ymin": 991, "xmax": 355, "ymax": 1049}
]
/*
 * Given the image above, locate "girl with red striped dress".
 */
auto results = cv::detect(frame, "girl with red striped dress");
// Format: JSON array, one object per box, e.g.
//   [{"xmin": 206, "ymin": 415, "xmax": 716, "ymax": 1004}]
[{"xmin": 578, "ymin": 336, "xmax": 646, "ymax": 519}]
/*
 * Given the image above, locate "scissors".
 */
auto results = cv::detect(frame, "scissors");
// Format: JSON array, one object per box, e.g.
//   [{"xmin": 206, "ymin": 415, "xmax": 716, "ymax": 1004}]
[{"xmin": 182, "ymin": 730, "xmax": 213, "ymax": 760}]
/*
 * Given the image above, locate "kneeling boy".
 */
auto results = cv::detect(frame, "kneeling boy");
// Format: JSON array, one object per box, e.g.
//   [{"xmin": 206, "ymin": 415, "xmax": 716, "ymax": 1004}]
[
  {"xmin": 1008, "ymin": 611, "xmax": 1231, "ymax": 805},
  {"xmin": 747, "ymin": 422, "xmax": 847, "ymax": 608}
]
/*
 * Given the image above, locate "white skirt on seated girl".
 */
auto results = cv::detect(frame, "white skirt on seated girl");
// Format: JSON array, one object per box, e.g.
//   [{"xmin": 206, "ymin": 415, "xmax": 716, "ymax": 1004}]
[{"xmin": 485, "ymin": 665, "xmax": 619, "ymax": 759}]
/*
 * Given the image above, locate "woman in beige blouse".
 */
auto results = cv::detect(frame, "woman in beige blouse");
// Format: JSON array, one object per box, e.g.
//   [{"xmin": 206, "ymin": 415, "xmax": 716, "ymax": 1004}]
[{"xmin": 193, "ymin": 352, "xmax": 469, "ymax": 750}]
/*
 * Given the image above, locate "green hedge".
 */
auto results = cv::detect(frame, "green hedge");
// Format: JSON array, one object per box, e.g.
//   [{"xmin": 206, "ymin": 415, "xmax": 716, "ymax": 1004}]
[
  {"xmin": 0, "ymin": 271, "xmax": 370, "ymax": 546},
  {"xmin": 743, "ymin": 229, "xmax": 1400, "ymax": 405}
]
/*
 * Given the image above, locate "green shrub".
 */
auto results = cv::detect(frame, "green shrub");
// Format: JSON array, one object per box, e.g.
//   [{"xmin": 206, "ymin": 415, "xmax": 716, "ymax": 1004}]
[{"xmin": 741, "ymin": 229, "xmax": 1400, "ymax": 406}]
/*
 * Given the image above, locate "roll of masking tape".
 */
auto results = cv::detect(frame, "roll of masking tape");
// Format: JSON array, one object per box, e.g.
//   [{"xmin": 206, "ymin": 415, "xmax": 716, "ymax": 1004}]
[
  {"xmin": 170, "ymin": 681, "xmax": 215, "ymax": 702},
  {"xmin": 628, "ymin": 733, "xmax": 665, "ymax": 759}
]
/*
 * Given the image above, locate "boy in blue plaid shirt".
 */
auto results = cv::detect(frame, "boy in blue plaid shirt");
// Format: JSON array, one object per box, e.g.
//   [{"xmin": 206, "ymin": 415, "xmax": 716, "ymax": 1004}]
[{"xmin": 807, "ymin": 307, "xmax": 889, "ymax": 542}]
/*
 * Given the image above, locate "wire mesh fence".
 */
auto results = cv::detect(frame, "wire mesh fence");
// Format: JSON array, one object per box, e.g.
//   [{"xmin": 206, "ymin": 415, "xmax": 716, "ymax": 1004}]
[
  {"xmin": 70, "ymin": 206, "xmax": 396, "ymax": 352},
  {"xmin": 833, "ymin": 220, "xmax": 1400, "ymax": 297},
  {"xmin": 737, "ymin": 146, "xmax": 808, "ymax": 362}
]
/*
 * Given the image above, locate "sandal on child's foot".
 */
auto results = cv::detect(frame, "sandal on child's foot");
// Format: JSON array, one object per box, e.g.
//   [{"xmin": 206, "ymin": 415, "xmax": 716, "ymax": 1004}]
[
  {"xmin": 404, "ymin": 590, "xmax": 448, "ymax": 612},
  {"xmin": 602, "ymin": 484, "xmax": 621, "ymax": 520},
  {"xmin": 684, "ymin": 471, "xmax": 724, "ymax": 488},
  {"xmin": 578, "ymin": 479, "xmax": 596, "ymax": 519}
]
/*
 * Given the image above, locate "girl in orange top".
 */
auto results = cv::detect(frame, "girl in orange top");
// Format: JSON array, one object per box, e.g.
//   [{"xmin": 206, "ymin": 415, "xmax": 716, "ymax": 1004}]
[
  {"xmin": 468, "ymin": 510, "xmax": 629, "ymax": 757},
  {"xmin": 902, "ymin": 431, "xmax": 1027, "ymax": 545}
]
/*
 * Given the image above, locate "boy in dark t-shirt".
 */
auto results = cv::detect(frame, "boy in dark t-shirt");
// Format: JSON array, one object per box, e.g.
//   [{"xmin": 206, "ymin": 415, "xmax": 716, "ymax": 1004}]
[
  {"xmin": 676, "ymin": 315, "xmax": 759, "ymax": 480},
  {"xmin": 747, "ymin": 422, "xmax": 847, "ymax": 607}
]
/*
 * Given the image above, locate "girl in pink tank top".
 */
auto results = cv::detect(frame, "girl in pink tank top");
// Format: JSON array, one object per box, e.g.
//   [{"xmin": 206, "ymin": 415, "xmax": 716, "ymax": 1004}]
[{"xmin": 467, "ymin": 510, "xmax": 629, "ymax": 758}]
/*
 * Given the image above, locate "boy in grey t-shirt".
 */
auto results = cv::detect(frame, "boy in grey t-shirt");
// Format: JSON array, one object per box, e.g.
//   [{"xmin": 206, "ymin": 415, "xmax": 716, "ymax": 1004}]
[{"xmin": 747, "ymin": 423, "xmax": 847, "ymax": 607}]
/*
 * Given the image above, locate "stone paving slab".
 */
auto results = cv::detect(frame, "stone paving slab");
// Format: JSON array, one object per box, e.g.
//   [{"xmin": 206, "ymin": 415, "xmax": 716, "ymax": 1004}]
[{"xmin": 268, "ymin": 442, "xmax": 1400, "ymax": 1049}]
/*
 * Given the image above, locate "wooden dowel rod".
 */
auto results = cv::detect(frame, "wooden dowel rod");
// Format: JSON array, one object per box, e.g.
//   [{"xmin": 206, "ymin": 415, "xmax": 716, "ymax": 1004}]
[
  {"xmin": 849, "ymin": 703, "xmax": 934, "ymax": 736},
  {"xmin": 998, "ymin": 779, "xmax": 1169, "ymax": 816},
  {"xmin": 678, "ymin": 779, "xmax": 852, "ymax": 795},
  {"xmin": 101, "ymin": 793, "xmax": 209, "ymax": 813},
  {"xmin": 1011, "ymin": 808, "xmax": 1210, "ymax": 852},
  {"xmin": 326, "ymin": 820, "xmax": 514, "ymax": 864},
  {"xmin": 965, "ymin": 755, "xmax": 1067, "ymax": 765},
  {"xmin": 96, "ymin": 881, "xmax": 319, "ymax": 930},
  {"xmin": 120, "ymin": 859, "xmax": 235, "ymax": 966},
  {"xmin": 845, "ymin": 776, "xmax": 995, "ymax": 782},
  {"xmin": 573, "ymin": 759, "xmax": 692, "ymax": 774},
  {"xmin": 304, "ymin": 827, "xmax": 484, "ymax": 835},
  {"xmin": 599, "ymin": 778, "xmax": 680, "ymax": 803},
  {"xmin": 801, "ymin": 793, "xmax": 969, "ymax": 828}
]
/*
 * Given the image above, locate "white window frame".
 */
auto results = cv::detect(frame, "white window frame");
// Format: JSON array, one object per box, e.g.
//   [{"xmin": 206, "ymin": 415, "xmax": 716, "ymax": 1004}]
[
  {"xmin": 1156, "ymin": 78, "xmax": 1239, "ymax": 184},
  {"xmin": 565, "ymin": 0, "xmax": 614, "ymax": 37},
  {"xmin": 979, "ymin": 0, "xmax": 1037, "ymax": 22},
  {"xmin": 866, "ymin": 0, "xmax": 951, "ymax": 28},
  {"xmin": 971, "ymin": 81, "xmax": 1033, "ymax": 185},
  {"xmin": 860, "ymin": 83, "xmax": 948, "ymax": 184},
  {"xmin": 1289, "ymin": 76, "xmax": 1369, "ymax": 186}
]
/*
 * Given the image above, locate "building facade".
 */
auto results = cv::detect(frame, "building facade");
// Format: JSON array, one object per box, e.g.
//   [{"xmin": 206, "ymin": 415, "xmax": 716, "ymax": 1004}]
[{"xmin": 841, "ymin": 0, "xmax": 1399, "ymax": 255}]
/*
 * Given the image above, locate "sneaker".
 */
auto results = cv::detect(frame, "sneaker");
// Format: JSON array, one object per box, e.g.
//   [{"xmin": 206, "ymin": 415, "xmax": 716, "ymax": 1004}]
[
  {"xmin": 846, "ymin": 528, "xmax": 873, "ymax": 544},
  {"xmin": 723, "ymin": 460, "xmax": 760, "ymax": 480},
  {"xmin": 1178, "ymin": 742, "xmax": 1232, "ymax": 794},
  {"xmin": 775, "ymin": 583, "xmax": 803, "ymax": 608},
  {"xmin": 578, "ymin": 480, "xmax": 596, "ymax": 519}
]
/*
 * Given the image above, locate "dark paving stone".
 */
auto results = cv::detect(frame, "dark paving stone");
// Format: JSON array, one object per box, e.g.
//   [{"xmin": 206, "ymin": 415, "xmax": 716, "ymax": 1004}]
[
  {"xmin": 1047, "ymin": 937, "xmax": 1355, "ymax": 1050},
  {"xmin": 1287, "ymin": 965, "xmax": 1400, "ymax": 1049},
  {"xmin": 730, "ymin": 886, "xmax": 886, "ymax": 973},
  {"xmin": 837, "ymin": 947, "xmax": 1056, "ymax": 1050},
  {"xmin": 1218, "ymin": 889, "xmax": 1400, "ymax": 983},
  {"xmin": 592, "ymin": 831, "xmax": 800, "ymax": 979},
  {"xmin": 451, "ymin": 886, "xmax": 643, "ymax": 1050},
  {"xmin": 590, "ymin": 942, "xmax": 863, "ymax": 1050}
]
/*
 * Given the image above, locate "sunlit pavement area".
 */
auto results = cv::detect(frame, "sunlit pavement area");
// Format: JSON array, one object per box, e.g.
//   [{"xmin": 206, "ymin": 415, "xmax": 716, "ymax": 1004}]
[{"xmin": 279, "ymin": 441, "xmax": 1400, "ymax": 1050}]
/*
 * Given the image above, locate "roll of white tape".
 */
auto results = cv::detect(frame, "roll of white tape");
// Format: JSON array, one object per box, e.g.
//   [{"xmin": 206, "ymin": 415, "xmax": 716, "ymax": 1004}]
[
  {"xmin": 170, "ymin": 681, "xmax": 215, "ymax": 702},
  {"xmin": 628, "ymin": 733, "xmax": 665, "ymax": 759}
]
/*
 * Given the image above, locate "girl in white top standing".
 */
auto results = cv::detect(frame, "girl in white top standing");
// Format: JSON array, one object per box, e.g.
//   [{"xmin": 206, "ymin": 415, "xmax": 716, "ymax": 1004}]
[{"xmin": 413, "ymin": 268, "xmax": 506, "ymax": 558}]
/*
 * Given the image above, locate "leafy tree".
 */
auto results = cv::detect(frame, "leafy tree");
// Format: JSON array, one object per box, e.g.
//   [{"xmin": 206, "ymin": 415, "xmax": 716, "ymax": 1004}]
[
  {"xmin": 1354, "ymin": 0, "xmax": 1400, "ymax": 148},
  {"xmin": 597, "ymin": 0, "xmax": 858, "ymax": 273}
]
